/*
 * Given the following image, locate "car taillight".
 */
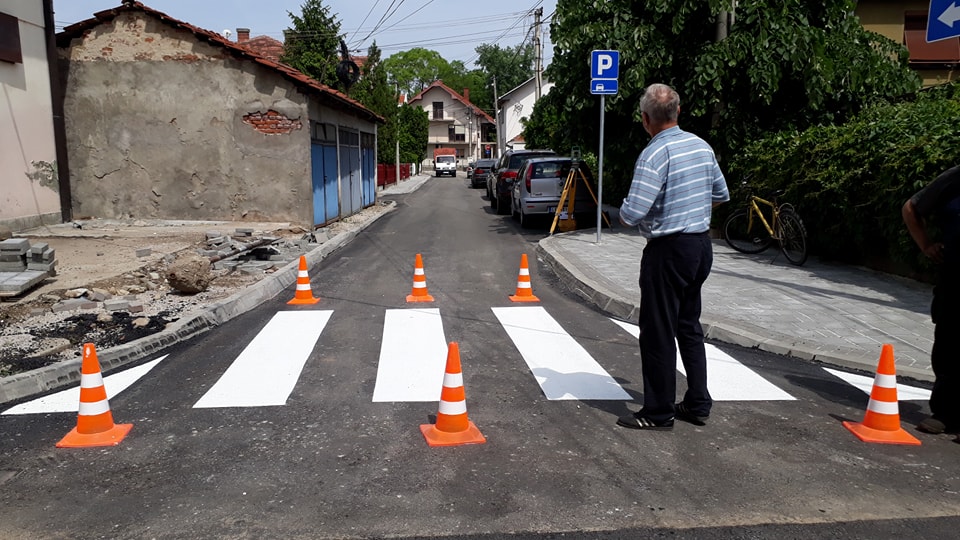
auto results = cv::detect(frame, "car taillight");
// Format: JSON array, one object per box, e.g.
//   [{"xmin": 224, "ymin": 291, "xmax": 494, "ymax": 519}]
[
  {"xmin": 503, "ymin": 171, "xmax": 518, "ymax": 182},
  {"xmin": 525, "ymin": 171, "xmax": 531, "ymax": 191}
]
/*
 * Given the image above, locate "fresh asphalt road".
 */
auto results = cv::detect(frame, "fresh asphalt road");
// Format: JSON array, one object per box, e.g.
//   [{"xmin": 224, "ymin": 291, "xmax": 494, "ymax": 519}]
[{"xmin": 1, "ymin": 173, "xmax": 959, "ymax": 539}]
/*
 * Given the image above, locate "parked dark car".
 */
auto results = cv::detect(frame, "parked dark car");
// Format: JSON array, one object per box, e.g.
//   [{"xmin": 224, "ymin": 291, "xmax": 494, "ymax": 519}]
[
  {"xmin": 470, "ymin": 158, "xmax": 497, "ymax": 189},
  {"xmin": 510, "ymin": 157, "xmax": 598, "ymax": 228},
  {"xmin": 486, "ymin": 149, "xmax": 556, "ymax": 215}
]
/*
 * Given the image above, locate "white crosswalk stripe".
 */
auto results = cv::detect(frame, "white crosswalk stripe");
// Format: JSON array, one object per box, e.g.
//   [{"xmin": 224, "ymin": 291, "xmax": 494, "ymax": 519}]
[
  {"xmin": 193, "ymin": 310, "xmax": 332, "ymax": 408},
  {"xmin": 823, "ymin": 367, "xmax": 930, "ymax": 401},
  {"xmin": 609, "ymin": 319, "xmax": 796, "ymax": 401},
  {"xmin": 1, "ymin": 356, "xmax": 167, "ymax": 415},
  {"xmin": 372, "ymin": 308, "xmax": 448, "ymax": 402},
  {"xmin": 493, "ymin": 306, "xmax": 631, "ymax": 400}
]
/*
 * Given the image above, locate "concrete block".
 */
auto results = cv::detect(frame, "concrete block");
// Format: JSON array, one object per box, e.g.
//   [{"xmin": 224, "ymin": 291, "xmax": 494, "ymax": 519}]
[
  {"xmin": 0, "ymin": 253, "xmax": 23, "ymax": 262},
  {"xmin": 88, "ymin": 290, "xmax": 110, "ymax": 302},
  {"xmin": 0, "ymin": 238, "xmax": 30, "ymax": 253},
  {"xmin": 103, "ymin": 299, "xmax": 130, "ymax": 311},
  {"xmin": 27, "ymin": 261, "xmax": 56, "ymax": 272},
  {"xmin": 52, "ymin": 299, "xmax": 87, "ymax": 312},
  {"xmin": 128, "ymin": 302, "xmax": 145, "ymax": 313},
  {"xmin": 235, "ymin": 228, "xmax": 255, "ymax": 236},
  {"xmin": 205, "ymin": 231, "xmax": 222, "ymax": 239},
  {"xmin": 0, "ymin": 262, "xmax": 26, "ymax": 272},
  {"xmin": 136, "ymin": 248, "xmax": 152, "ymax": 258},
  {"xmin": 29, "ymin": 242, "xmax": 49, "ymax": 254}
]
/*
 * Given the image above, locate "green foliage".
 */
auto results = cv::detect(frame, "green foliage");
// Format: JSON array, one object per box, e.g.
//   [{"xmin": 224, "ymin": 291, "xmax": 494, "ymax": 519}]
[
  {"xmin": 727, "ymin": 82, "xmax": 960, "ymax": 275},
  {"xmin": 530, "ymin": 0, "xmax": 921, "ymax": 206},
  {"xmin": 382, "ymin": 48, "xmax": 451, "ymax": 96},
  {"xmin": 280, "ymin": 0, "xmax": 343, "ymax": 89},
  {"xmin": 398, "ymin": 104, "xmax": 429, "ymax": 164},
  {"xmin": 347, "ymin": 43, "xmax": 402, "ymax": 163}
]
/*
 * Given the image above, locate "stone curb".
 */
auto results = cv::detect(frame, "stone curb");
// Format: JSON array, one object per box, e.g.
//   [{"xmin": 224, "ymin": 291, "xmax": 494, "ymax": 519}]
[
  {"xmin": 0, "ymin": 201, "xmax": 397, "ymax": 405},
  {"xmin": 536, "ymin": 235, "xmax": 935, "ymax": 386}
]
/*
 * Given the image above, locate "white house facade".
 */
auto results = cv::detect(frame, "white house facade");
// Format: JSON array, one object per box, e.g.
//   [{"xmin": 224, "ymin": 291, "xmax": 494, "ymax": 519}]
[{"xmin": 497, "ymin": 77, "xmax": 554, "ymax": 151}]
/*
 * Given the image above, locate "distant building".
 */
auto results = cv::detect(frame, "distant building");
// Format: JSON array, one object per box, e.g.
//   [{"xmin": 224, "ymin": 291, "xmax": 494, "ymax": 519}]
[
  {"xmin": 408, "ymin": 81, "xmax": 496, "ymax": 166},
  {"xmin": 57, "ymin": 1, "xmax": 383, "ymax": 227},
  {"xmin": 856, "ymin": 1, "xmax": 960, "ymax": 86},
  {"xmin": 497, "ymin": 76, "xmax": 554, "ymax": 152}
]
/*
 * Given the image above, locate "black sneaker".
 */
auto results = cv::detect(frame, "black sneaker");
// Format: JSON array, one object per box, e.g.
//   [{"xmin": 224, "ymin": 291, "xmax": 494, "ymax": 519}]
[
  {"xmin": 917, "ymin": 416, "xmax": 947, "ymax": 434},
  {"xmin": 616, "ymin": 412, "xmax": 674, "ymax": 431},
  {"xmin": 675, "ymin": 402, "xmax": 708, "ymax": 426}
]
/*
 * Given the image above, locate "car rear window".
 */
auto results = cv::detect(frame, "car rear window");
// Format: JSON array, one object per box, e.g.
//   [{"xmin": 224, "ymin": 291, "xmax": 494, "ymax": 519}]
[{"xmin": 508, "ymin": 153, "xmax": 553, "ymax": 169}]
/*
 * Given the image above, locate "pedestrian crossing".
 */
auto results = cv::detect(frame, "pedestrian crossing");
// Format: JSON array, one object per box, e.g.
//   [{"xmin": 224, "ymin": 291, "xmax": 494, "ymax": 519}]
[{"xmin": 2, "ymin": 307, "xmax": 931, "ymax": 415}]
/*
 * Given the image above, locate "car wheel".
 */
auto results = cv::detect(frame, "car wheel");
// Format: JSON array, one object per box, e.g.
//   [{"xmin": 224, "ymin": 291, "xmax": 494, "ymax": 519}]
[{"xmin": 495, "ymin": 192, "xmax": 509, "ymax": 215}]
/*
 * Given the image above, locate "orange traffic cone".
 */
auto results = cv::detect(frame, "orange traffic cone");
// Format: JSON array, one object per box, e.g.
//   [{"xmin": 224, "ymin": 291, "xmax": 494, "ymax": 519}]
[
  {"xmin": 420, "ymin": 342, "xmax": 486, "ymax": 447},
  {"xmin": 56, "ymin": 343, "xmax": 133, "ymax": 448},
  {"xmin": 509, "ymin": 253, "xmax": 539, "ymax": 302},
  {"xmin": 843, "ymin": 344, "xmax": 920, "ymax": 446},
  {"xmin": 288, "ymin": 255, "xmax": 320, "ymax": 305},
  {"xmin": 406, "ymin": 253, "xmax": 434, "ymax": 302}
]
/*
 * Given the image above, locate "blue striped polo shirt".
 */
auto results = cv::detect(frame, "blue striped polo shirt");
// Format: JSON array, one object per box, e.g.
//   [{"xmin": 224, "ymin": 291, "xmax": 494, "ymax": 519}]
[{"xmin": 619, "ymin": 126, "xmax": 729, "ymax": 238}]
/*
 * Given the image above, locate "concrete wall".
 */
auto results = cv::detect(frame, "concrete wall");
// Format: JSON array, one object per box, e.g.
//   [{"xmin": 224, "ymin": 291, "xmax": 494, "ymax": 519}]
[
  {"xmin": 0, "ymin": 0, "xmax": 61, "ymax": 232},
  {"xmin": 59, "ymin": 12, "xmax": 314, "ymax": 225}
]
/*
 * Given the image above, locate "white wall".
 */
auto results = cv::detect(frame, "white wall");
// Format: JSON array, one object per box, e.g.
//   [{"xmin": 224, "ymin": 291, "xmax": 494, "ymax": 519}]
[
  {"xmin": 0, "ymin": 0, "xmax": 60, "ymax": 231},
  {"xmin": 500, "ymin": 80, "xmax": 554, "ymax": 151}
]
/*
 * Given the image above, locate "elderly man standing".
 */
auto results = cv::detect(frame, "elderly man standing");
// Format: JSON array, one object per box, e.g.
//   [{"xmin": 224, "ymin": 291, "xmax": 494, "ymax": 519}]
[{"xmin": 617, "ymin": 83, "xmax": 730, "ymax": 431}]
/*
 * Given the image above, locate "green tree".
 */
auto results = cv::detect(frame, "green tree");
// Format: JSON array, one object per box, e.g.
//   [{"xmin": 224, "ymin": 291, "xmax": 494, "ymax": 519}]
[
  {"xmin": 281, "ymin": 0, "xmax": 343, "ymax": 89},
  {"xmin": 475, "ymin": 43, "xmax": 534, "ymax": 100},
  {"xmin": 348, "ymin": 43, "xmax": 402, "ymax": 163},
  {"xmin": 382, "ymin": 48, "xmax": 451, "ymax": 96},
  {"xmin": 398, "ymin": 104, "xmax": 429, "ymax": 167},
  {"xmin": 528, "ymin": 0, "xmax": 921, "ymax": 204}
]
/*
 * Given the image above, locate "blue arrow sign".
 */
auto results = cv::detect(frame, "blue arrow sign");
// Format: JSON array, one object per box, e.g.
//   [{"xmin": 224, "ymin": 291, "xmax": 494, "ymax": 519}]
[
  {"xmin": 927, "ymin": 0, "xmax": 960, "ymax": 42},
  {"xmin": 591, "ymin": 50, "xmax": 619, "ymax": 79},
  {"xmin": 590, "ymin": 79, "xmax": 618, "ymax": 95}
]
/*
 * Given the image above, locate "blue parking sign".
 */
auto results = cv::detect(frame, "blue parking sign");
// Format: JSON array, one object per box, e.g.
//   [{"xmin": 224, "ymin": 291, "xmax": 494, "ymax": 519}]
[
  {"xmin": 591, "ymin": 50, "xmax": 619, "ymax": 79},
  {"xmin": 927, "ymin": 0, "xmax": 960, "ymax": 43}
]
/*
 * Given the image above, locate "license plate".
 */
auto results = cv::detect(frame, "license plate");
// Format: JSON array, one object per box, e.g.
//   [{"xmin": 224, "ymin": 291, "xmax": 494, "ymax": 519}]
[{"xmin": 547, "ymin": 207, "xmax": 556, "ymax": 214}]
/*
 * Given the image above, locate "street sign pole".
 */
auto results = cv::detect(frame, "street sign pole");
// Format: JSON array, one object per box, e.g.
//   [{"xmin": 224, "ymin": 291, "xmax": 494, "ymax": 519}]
[
  {"xmin": 590, "ymin": 50, "xmax": 618, "ymax": 244},
  {"xmin": 597, "ymin": 95, "xmax": 604, "ymax": 244}
]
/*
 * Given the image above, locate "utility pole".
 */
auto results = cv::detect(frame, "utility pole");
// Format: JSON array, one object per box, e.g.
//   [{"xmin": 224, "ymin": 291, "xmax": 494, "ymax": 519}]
[
  {"xmin": 492, "ymin": 76, "xmax": 502, "ymax": 159},
  {"xmin": 534, "ymin": 7, "xmax": 543, "ymax": 101}
]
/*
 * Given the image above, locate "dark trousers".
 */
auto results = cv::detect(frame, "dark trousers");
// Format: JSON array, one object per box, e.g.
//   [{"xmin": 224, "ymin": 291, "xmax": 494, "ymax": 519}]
[
  {"xmin": 637, "ymin": 232, "xmax": 713, "ymax": 423},
  {"xmin": 930, "ymin": 283, "xmax": 960, "ymax": 425}
]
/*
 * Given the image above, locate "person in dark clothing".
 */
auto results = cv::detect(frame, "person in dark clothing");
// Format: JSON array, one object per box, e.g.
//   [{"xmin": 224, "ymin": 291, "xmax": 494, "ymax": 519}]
[{"xmin": 902, "ymin": 165, "xmax": 960, "ymax": 436}]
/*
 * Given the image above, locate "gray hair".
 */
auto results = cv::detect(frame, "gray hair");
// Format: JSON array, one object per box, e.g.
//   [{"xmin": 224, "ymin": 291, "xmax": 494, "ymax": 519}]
[{"xmin": 639, "ymin": 83, "xmax": 680, "ymax": 124}]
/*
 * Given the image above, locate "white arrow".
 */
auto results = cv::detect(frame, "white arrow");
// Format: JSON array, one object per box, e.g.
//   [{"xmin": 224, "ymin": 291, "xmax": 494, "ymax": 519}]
[{"xmin": 938, "ymin": 2, "xmax": 960, "ymax": 27}]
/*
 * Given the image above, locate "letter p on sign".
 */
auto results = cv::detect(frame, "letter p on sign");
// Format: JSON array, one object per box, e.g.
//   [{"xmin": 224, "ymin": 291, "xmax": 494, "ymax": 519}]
[{"xmin": 591, "ymin": 50, "xmax": 619, "ymax": 79}]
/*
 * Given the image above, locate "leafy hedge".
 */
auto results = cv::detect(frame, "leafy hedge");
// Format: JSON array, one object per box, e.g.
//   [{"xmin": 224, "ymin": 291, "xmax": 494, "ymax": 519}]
[{"xmin": 725, "ymin": 81, "xmax": 960, "ymax": 277}]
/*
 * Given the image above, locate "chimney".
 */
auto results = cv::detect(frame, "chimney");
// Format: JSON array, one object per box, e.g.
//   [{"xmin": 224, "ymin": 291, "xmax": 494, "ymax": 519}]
[
  {"xmin": 463, "ymin": 88, "xmax": 470, "ymax": 102},
  {"xmin": 236, "ymin": 28, "xmax": 250, "ymax": 43}
]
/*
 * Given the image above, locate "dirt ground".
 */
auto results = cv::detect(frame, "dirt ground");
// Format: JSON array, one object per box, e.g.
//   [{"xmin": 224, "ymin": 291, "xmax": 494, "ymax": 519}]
[{"xmin": 0, "ymin": 218, "xmax": 316, "ymax": 376}]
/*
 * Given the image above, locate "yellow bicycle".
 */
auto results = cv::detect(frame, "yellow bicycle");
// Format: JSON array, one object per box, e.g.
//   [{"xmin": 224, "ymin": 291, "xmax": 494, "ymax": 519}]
[{"xmin": 723, "ymin": 188, "xmax": 808, "ymax": 266}]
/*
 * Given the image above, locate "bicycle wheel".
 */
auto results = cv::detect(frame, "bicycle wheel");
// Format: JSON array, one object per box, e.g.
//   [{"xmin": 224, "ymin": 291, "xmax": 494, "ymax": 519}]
[
  {"xmin": 723, "ymin": 210, "xmax": 772, "ymax": 254},
  {"xmin": 776, "ymin": 211, "xmax": 808, "ymax": 265}
]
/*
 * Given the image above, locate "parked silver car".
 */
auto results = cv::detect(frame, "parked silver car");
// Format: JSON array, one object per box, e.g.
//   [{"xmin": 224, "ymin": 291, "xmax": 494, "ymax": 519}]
[{"xmin": 510, "ymin": 157, "xmax": 598, "ymax": 228}]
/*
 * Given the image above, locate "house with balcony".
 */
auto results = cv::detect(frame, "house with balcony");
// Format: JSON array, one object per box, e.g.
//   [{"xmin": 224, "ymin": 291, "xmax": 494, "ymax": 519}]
[
  {"xmin": 856, "ymin": 0, "xmax": 960, "ymax": 86},
  {"xmin": 407, "ymin": 81, "xmax": 496, "ymax": 168}
]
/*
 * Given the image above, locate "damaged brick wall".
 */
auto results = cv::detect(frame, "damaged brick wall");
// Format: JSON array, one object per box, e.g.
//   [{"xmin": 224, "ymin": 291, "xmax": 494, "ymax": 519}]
[{"xmin": 242, "ymin": 110, "xmax": 303, "ymax": 134}]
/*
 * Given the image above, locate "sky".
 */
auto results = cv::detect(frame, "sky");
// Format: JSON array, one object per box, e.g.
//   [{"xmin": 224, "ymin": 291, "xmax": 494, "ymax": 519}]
[{"xmin": 52, "ymin": 0, "xmax": 557, "ymax": 69}]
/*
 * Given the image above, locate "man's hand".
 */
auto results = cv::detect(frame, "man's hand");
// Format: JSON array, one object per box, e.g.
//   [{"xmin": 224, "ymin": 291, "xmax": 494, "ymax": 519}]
[{"xmin": 923, "ymin": 242, "xmax": 945, "ymax": 264}]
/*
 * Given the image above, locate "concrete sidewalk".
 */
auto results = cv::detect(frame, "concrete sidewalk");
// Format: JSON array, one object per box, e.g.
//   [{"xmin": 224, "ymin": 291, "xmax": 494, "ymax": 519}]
[{"xmin": 538, "ymin": 224, "xmax": 936, "ymax": 383}]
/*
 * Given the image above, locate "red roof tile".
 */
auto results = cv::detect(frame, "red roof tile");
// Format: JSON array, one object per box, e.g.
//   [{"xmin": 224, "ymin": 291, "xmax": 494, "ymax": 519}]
[{"xmin": 56, "ymin": 1, "xmax": 383, "ymax": 124}]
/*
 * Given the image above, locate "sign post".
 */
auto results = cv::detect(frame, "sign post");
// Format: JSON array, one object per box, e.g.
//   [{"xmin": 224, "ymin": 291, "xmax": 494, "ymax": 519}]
[
  {"xmin": 590, "ymin": 50, "xmax": 619, "ymax": 244},
  {"xmin": 927, "ymin": 0, "xmax": 960, "ymax": 42}
]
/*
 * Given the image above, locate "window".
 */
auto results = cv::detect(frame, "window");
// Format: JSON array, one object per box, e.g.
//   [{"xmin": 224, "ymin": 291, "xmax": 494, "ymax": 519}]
[
  {"xmin": 448, "ymin": 124, "xmax": 465, "ymax": 142},
  {"xmin": 0, "ymin": 12, "xmax": 22, "ymax": 64},
  {"xmin": 904, "ymin": 11, "xmax": 960, "ymax": 64},
  {"xmin": 432, "ymin": 102, "xmax": 444, "ymax": 120}
]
